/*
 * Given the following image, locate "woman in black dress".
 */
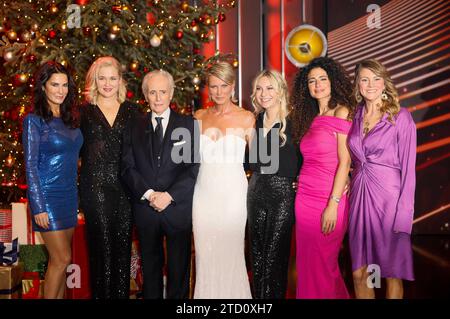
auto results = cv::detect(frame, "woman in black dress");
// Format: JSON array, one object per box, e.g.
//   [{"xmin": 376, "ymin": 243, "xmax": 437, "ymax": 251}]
[
  {"xmin": 247, "ymin": 70, "xmax": 301, "ymax": 298},
  {"xmin": 79, "ymin": 56, "xmax": 140, "ymax": 298}
]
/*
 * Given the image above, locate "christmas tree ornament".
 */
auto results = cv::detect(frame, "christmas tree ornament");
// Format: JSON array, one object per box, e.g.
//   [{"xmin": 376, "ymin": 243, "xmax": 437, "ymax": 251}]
[
  {"xmin": 18, "ymin": 73, "xmax": 29, "ymax": 83},
  {"xmin": 112, "ymin": 5, "xmax": 122, "ymax": 14},
  {"xmin": 48, "ymin": 30, "xmax": 57, "ymax": 39},
  {"xmin": 175, "ymin": 29, "xmax": 183, "ymax": 40},
  {"xmin": 21, "ymin": 31, "xmax": 31, "ymax": 42},
  {"xmin": 107, "ymin": 32, "xmax": 117, "ymax": 40},
  {"xmin": 59, "ymin": 22, "xmax": 68, "ymax": 33},
  {"xmin": 181, "ymin": 2, "xmax": 189, "ymax": 12},
  {"xmin": 110, "ymin": 25, "xmax": 120, "ymax": 34},
  {"xmin": 50, "ymin": 4, "xmax": 59, "ymax": 14},
  {"xmin": 31, "ymin": 23, "xmax": 39, "ymax": 31},
  {"xmin": 82, "ymin": 26, "xmax": 91, "ymax": 36},
  {"xmin": 192, "ymin": 25, "xmax": 199, "ymax": 33},
  {"xmin": 5, "ymin": 154, "xmax": 15, "ymax": 167},
  {"xmin": 130, "ymin": 61, "xmax": 139, "ymax": 71},
  {"xmin": 3, "ymin": 50, "xmax": 14, "ymax": 62},
  {"xmin": 126, "ymin": 90, "xmax": 134, "ymax": 99},
  {"xmin": 27, "ymin": 54, "xmax": 36, "ymax": 63},
  {"xmin": 232, "ymin": 59, "xmax": 239, "ymax": 68},
  {"xmin": 208, "ymin": 32, "xmax": 215, "ymax": 41},
  {"xmin": 192, "ymin": 76, "xmax": 201, "ymax": 85},
  {"xmin": 76, "ymin": 0, "xmax": 89, "ymax": 5},
  {"xmin": 146, "ymin": 12, "xmax": 156, "ymax": 25},
  {"xmin": 150, "ymin": 34, "xmax": 161, "ymax": 47},
  {"xmin": 7, "ymin": 29, "xmax": 17, "ymax": 40},
  {"xmin": 218, "ymin": 13, "xmax": 226, "ymax": 22}
]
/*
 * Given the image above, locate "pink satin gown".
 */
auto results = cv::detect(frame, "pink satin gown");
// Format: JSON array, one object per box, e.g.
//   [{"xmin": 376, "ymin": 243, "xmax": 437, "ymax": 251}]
[{"xmin": 295, "ymin": 115, "xmax": 351, "ymax": 299}]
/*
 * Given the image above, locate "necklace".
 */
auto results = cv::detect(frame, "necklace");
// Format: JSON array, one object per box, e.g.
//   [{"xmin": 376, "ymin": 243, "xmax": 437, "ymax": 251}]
[{"xmin": 363, "ymin": 103, "xmax": 382, "ymax": 136}]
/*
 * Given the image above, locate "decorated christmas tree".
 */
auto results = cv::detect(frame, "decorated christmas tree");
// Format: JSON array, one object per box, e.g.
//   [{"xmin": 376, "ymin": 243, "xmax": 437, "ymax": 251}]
[{"xmin": 0, "ymin": 0, "xmax": 235, "ymax": 202}]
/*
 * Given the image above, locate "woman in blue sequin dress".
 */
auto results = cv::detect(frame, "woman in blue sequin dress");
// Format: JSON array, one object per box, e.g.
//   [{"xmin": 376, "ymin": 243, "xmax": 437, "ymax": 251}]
[{"xmin": 23, "ymin": 62, "xmax": 83, "ymax": 298}]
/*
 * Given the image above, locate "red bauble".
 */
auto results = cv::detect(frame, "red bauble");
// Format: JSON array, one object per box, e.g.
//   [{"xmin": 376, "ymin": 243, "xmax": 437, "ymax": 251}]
[
  {"xmin": 175, "ymin": 30, "xmax": 183, "ymax": 40},
  {"xmin": 218, "ymin": 13, "xmax": 226, "ymax": 22},
  {"xmin": 190, "ymin": 20, "xmax": 197, "ymax": 27},
  {"xmin": 76, "ymin": 0, "xmax": 89, "ymax": 5},
  {"xmin": 112, "ymin": 5, "xmax": 122, "ymax": 13},
  {"xmin": 13, "ymin": 74, "xmax": 23, "ymax": 86},
  {"xmin": 126, "ymin": 91, "xmax": 134, "ymax": 99},
  {"xmin": 82, "ymin": 27, "xmax": 91, "ymax": 36},
  {"xmin": 143, "ymin": 67, "xmax": 149, "ymax": 73},
  {"xmin": 146, "ymin": 12, "xmax": 156, "ymax": 25},
  {"xmin": 27, "ymin": 54, "xmax": 36, "ymax": 62},
  {"xmin": 170, "ymin": 103, "xmax": 177, "ymax": 110},
  {"xmin": 193, "ymin": 47, "xmax": 200, "ymax": 54},
  {"xmin": 198, "ymin": 16, "xmax": 204, "ymax": 24},
  {"xmin": 48, "ymin": 30, "xmax": 57, "ymax": 39}
]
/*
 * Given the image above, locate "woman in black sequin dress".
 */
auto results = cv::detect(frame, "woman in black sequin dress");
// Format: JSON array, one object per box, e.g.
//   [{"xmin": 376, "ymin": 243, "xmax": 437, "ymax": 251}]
[
  {"xmin": 247, "ymin": 70, "xmax": 302, "ymax": 299},
  {"xmin": 79, "ymin": 57, "xmax": 140, "ymax": 299}
]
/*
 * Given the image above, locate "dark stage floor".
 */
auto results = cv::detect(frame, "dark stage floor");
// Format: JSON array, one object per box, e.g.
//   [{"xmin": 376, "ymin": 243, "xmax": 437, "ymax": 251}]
[{"xmin": 285, "ymin": 235, "xmax": 450, "ymax": 299}]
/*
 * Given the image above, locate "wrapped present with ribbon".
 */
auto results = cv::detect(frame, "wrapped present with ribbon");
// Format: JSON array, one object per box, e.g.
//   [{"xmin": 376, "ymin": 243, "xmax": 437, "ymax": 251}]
[
  {"xmin": 0, "ymin": 238, "xmax": 19, "ymax": 266},
  {"xmin": 19, "ymin": 244, "xmax": 48, "ymax": 273},
  {"xmin": 0, "ymin": 208, "xmax": 12, "ymax": 242},
  {"xmin": 12, "ymin": 202, "xmax": 44, "ymax": 245},
  {"xmin": 66, "ymin": 215, "xmax": 91, "ymax": 299},
  {"xmin": 22, "ymin": 271, "xmax": 44, "ymax": 299},
  {"xmin": 0, "ymin": 262, "xmax": 23, "ymax": 299}
]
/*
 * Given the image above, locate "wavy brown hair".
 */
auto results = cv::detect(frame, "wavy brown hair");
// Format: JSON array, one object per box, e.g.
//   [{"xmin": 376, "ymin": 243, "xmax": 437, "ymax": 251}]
[
  {"xmin": 33, "ymin": 61, "xmax": 78, "ymax": 128},
  {"xmin": 353, "ymin": 59, "xmax": 400, "ymax": 122},
  {"xmin": 291, "ymin": 57, "xmax": 355, "ymax": 142}
]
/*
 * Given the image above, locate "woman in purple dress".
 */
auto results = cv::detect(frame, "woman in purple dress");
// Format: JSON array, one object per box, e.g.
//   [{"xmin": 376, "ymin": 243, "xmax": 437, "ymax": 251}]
[{"xmin": 348, "ymin": 59, "xmax": 416, "ymax": 299}]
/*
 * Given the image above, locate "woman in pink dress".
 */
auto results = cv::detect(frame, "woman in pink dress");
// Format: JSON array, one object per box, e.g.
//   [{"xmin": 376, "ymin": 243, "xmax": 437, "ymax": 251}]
[{"xmin": 291, "ymin": 57, "xmax": 355, "ymax": 299}]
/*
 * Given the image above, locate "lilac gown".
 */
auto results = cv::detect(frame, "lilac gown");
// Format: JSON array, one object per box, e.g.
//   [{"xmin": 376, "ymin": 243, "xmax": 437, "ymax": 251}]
[{"xmin": 347, "ymin": 106, "xmax": 415, "ymax": 281}]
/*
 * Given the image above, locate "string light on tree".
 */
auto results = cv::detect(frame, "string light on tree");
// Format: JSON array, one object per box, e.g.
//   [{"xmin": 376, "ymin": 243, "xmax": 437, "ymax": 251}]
[{"xmin": 0, "ymin": 0, "xmax": 232, "ymax": 195}]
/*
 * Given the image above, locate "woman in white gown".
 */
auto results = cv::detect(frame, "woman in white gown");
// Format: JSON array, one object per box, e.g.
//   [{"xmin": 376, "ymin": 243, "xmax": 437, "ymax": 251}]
[{"xmin": 193, "ymin": 61, "xmax": 255, "ymax": 299}]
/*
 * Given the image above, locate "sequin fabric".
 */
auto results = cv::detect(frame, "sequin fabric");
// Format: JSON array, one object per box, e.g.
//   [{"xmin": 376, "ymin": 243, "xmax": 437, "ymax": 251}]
[
  {"xmin": 23, "ymin": 114, "xmax": 83, "ymax": 232},
  {"xmin": 247, "ymin": 173, "xmax": 295, "ymax": 299},
  {"xmin": 79, "ymin": 102, "xmax": 139, "ymax": 299}
]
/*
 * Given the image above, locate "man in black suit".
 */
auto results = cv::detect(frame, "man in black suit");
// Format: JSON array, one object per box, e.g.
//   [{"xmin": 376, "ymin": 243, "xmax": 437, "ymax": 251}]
[{"xmin": 121, "ymin": 70, "xmax": 199, "ymax": 299}]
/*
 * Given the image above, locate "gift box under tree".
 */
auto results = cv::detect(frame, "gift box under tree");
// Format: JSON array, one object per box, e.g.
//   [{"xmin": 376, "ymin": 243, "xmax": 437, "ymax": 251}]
[
  {"xmin": 12, "ymin": 202, "xmax": 44, "ymax": 245},
  {"xmin": 0, "ymin": 208, "xmax": 12, "ymax": 242},
  {"xmin": 0, "ymin": 238, "xmax": 19, "ymax": 266},
  {"xmin": 0, "ymin": 262, "xmax": 23, "ymax": 299},
  {"xmin": 22, "ymin": 271, "xmax": 44, "ymax": 299}
]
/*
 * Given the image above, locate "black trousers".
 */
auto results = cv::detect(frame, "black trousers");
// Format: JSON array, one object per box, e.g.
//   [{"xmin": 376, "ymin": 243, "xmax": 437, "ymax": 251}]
[
  {"xmin": 134, "ymin": 207, "xmax": 192, "ymax": 299},
  {"xmin": 84, "ymin": 185, "xmax": 132, "ymax": 299},
  {"xmin": 247, "ymin": 173, "xmax": 296, "ymax": 299}
]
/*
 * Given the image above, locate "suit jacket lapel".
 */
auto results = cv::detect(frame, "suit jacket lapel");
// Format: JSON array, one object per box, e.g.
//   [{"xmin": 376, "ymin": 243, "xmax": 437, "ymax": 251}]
[{"xmin": 143, "ymin": 112, "xmax": 155, "ymax": 169}]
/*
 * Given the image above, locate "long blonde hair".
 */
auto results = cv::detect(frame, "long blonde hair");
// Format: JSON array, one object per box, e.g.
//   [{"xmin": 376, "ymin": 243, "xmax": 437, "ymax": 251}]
[
  {"xmin": 353, "ymin": 59, "xmax": 400, "ymax": 122},
  {"xmin": 251, "ymin": 70, "xmax": 289, "ymax": 146},
  {"xmin": 84, "ymin": 56, "xmax": 127, "ymax": 104},
  {"xmin": 205, "ymin": 61, "xmax": 238, "ymax": 104}
]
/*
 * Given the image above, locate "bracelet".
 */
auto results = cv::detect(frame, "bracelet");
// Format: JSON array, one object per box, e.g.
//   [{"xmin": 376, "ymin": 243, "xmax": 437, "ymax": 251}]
[{"xmin": 330, "ymin": 195, "xmax": 341, "ymax": 203}]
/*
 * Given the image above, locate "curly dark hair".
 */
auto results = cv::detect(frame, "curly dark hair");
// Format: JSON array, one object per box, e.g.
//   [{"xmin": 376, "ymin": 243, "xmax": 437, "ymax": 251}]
[
  {"xmin": 291, "ymin": 57, "xmax": 355, "ymax": 142},
  {"xmin": 32, "ymin": 61, "xmax": 78, "ymax": 128}
]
